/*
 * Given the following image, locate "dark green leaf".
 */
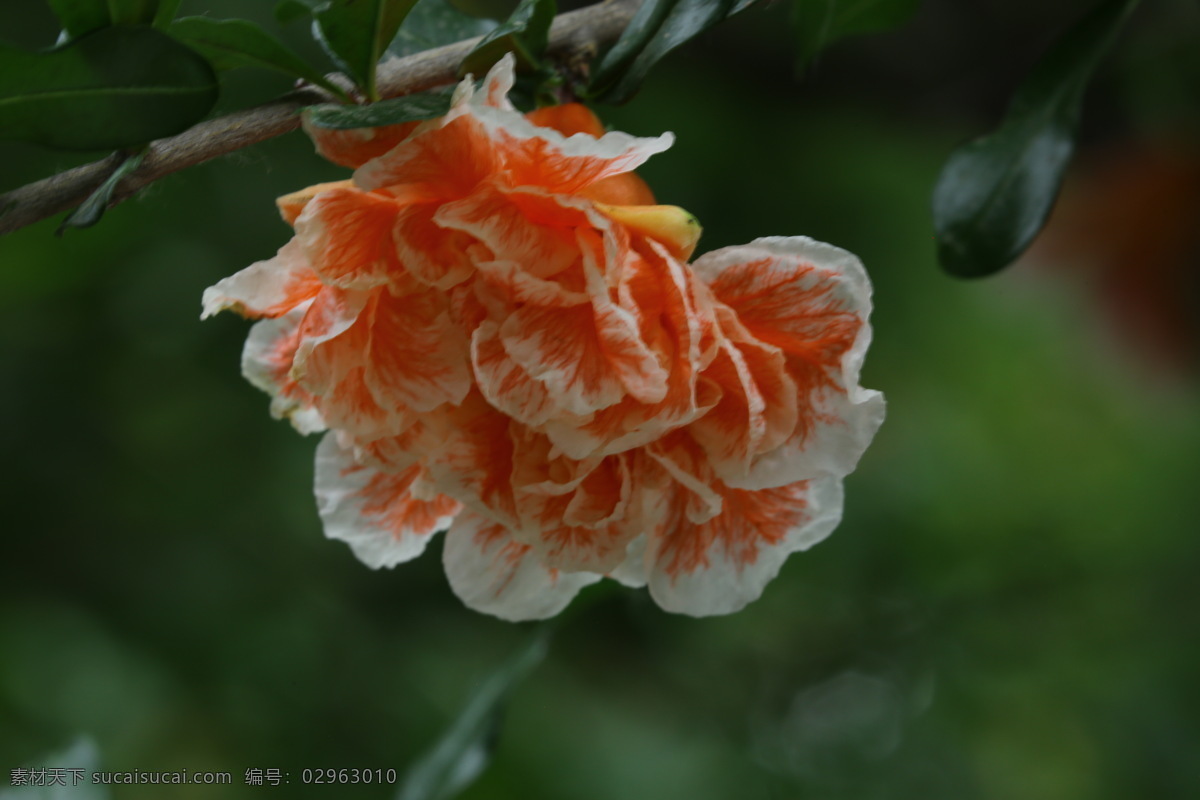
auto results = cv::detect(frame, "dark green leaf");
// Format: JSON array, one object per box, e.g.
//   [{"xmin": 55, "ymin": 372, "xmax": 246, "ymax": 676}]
[
  {"xmin": 387, "ymin": 0, "xmax": 498, "ymax": 59},
  {"xmin": 0, "ymin": 25, "xmax": 218, "ymax": 151},
  {"xmin": 459, "ymin": 0, "xmax": 555, "ymax": 77},
  {"xmin": 314, "ymin": 0, "xmax": 422, "ymax": 100},
  {"xmin": 46, "ymin": 0, "xmax": 110, "ymax": 38},
  {"xmin": 275, "ymin": 0, "xmax": 319, "ymax": 25},
  {"xmin": 395, "ymin": 632, "xmax": 549, "ymax": 800},
  {"xmin": 153, "ymin": 0, "xmax": 183, "ymax": 28},
  {"xmin": 932, "ymin": 0, "xmax": 1139, "ymax": 278},
  {"xmin": 791, "ymin": 0, "xmax": 921, "ymax": 70},
  {"xmin": 590, "ymin": 0, "xmax": 741, "ymax": 104},
  {"xmin": 304, "ymin": 90, "xmax": 451, "ymax": 128},
  {"xmin": 108, "ymin": 0, "xmax": 160, "ymax": 25},
  {"xmin": 57, "ymin": 149, "xmax": 146, "ymax": 233},
  {"xmin": 170, "ymin": 16, "xmax": 349, "ymax": 99}
]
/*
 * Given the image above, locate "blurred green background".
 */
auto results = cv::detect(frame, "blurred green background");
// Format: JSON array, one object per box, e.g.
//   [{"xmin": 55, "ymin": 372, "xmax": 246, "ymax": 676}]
[{"xmin": 2, "ymin": 1, "xmax": 1198, "ymax": 798}]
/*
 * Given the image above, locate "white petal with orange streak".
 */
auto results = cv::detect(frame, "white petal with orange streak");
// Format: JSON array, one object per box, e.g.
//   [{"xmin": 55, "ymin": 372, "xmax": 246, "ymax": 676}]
[
  {"xmin": 471, "ymin": 320, "xmax": 560, "ymax": 427},
  {"xmin": 693, "ymin": 237, "xmax": 885, "ymax": 488},
  {"xmin": 241, "ymin": 304, "xmax": 325, "ymax": 434},
  {"xmin": 608, "ymin": 534, "xmax": 649, "ymax": 588},
  {"xmin": 434, "ymin": 183, "xmax": 579, "ymax": 280},
  {"xmin": 354, "ymin": 113, "xmax": 500, "ymax": 196},
  {"xmin": 291, "ymin": 288, "xmax": 372, "ymax": 395},
  {"xmin": 442, "ymin": 511, "xmax": 601, "ymax": 621},
  {"xmin": 392, "ymin": 202, "xmax": 481, "ymax": 289},
  {"xmin": 498, "ymin": 303, "xmax": 626, "ymax": 416},
  {"xmin": 317, "ymin": 366, "xmax": 397, "ymax": 438},
  {"xmin": 421, "ymin": 394, "xmax": 522, "ymax": 530},
  {"xmin": 315, "ymin": 433, "xmax": 461, "ymax": 568},
  {"xmin": 294, "ymin": 186, "xmax": 405, "ymax": 291},
  {"xmin": 647, "ymin": 475, "xmax": 844, "ymax": 617},
  {"xmin": 364, "ymin": 289, "xmax": 472, "ymax": 413},
  {"xmin": 201, "ymin": 238, "xmax": 320, "ymax": 319},
  {"xmin": 470, "ymin": 102, "xmax": 673, "ymax": 195}
]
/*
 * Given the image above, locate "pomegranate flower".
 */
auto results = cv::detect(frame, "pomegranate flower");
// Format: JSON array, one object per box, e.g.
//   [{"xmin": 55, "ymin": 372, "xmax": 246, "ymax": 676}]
[{"xmin": 202, "ymin": 55, "xmax": 884, "ymax": 620}]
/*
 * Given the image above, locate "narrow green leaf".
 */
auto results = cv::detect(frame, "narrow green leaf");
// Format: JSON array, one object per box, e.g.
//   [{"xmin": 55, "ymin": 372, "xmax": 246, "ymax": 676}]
[
  {"xmin": 387, "ymin": 0, "xmax": 498, "ymax": 59},
  {"xmin": 107, "ymin": 0, "xmax": 160, "ymax": 26},
  {"xmin": 791, "ymin": 0, "xmax": 921, "ymax": 70},
  {"xmin": 46, "ymin": 0, "xmax": 111, "ymax": 38},
  {"xmin": 0, "ymin": 25, "xmax": 219, "ymax": 151},
  {"xmin": 153, "ymin": 0, "xmax": 183, "ymax": 28},
  {"xmin": 170, "ymin": 16, "xmax": 349, "ymax": 99},
  {"xmin": 460, "ymin": 0, "xmax": 555, "ymax": 77},
  {"xmin": 395, "ymin": 632, "xmax": 549, "ymax": 800},
  {"xmin": 932, "ymin": 0, "xmax": 1140, "ymax": 278},
  {"xmin": 304, "ymin": 90, "xmax": 451, "ymax": 128},
  {"xmin": 314, "ymin": 0, "xmax": 422, "ymax": 100},
  {"xmin": 590, "ymin": 0, "xmax": 744, "ymax": 104},
  {"xmin": 57, "ymin": 148, "xmax": 146, "ymax": 233}
]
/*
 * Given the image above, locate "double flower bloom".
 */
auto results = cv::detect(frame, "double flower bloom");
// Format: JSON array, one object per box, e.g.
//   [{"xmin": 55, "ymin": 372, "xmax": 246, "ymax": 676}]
[{"xmin": 203, "ymin": 55, "xmax": 885, "ymax": 620}]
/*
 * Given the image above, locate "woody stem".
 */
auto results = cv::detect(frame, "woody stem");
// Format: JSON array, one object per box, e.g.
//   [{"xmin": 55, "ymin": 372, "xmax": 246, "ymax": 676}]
[{"xmin": 0, "ymin": 0, "xmax": 641, "ymax": 237}]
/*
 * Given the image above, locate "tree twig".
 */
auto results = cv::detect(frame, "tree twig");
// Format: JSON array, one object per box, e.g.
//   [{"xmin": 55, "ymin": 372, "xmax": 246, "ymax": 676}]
[{"xmin": 0, "ymin": 0, "xmax": 640, "ymax": 236}]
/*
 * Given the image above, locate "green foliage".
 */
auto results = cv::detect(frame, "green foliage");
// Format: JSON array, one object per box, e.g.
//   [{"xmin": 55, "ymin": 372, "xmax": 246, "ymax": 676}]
[
  {"xmin": 169, "ymin": 16, "xmax": 350, "ymax": 99},
  {"xmin": 791, "ymin": 0, "xmax": 921, "ymax": 70},
  {"xmin": 152, "ymin": 0, "xmax": 182, "ymax": 28},
  {"xmin": 396, "ymin": 632, "xmax": 549, "ymax": 800},
  {"xmin": 387, "ymin": 0, "xmax": 499, "ymax": 59},
  {"xmin": 274, "ymin": 0, "xmax": 321, "ymax": 25},
  {"xmin": 106, "ymin": 0, "xmax": 160, "ymax": 26},
  {"xmin": 0, "ymin": 25, "xmax": 218, "ymax": 151},
  {"xmin": 590, "ymin": 0, "xmax": 749, "ymax": 104},
  {"xmin": 47, "ymin": 0, "xmax": 182, "ymax": 38},
  {"xmin": 932, "ymin": 0, "xmax": 1140, "ymax": 278},
  {"xmin": 46, "ymin": 0, "xmax": 110, "ymax": 38},
  {"xmin": 313, "ymin": 0, "xmax": 423, "ymax": 101},
  {"xmin": 57, "ymin": 149, "xmax": 146, "ymax": 234},
  {"xmin": 304, "ymin": 90, "xmax": 452, "ymax": 128},
  {"xmin": 459, "ymin": 0, "xmax": 555, "ymax": 77}
]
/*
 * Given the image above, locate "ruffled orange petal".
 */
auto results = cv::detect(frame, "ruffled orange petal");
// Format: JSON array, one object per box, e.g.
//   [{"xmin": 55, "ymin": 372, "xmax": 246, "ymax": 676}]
[
  {"xmin": 302, "ymin": 116, "xmax": 420, "ymax": 170},
  {"xmin": 355, "ymin": 114, "xmax": 500, "ymax": 197},
  {"xmin": 200, "ymin": 238, "xmax": 322, "ymax": 320},
  {"xmin": 295, "ymin": 186, "xmax": 411, "ymax": 291},
  {"xmin": 315, "ymin": 433, "xmax": 460, "ymax": 568}
]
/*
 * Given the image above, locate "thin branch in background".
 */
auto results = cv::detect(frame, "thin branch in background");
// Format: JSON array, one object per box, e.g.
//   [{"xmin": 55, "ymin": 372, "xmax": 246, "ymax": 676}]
[{"xmin": 0, "ymin": 0, "xmax": 639, "ymax": 237}]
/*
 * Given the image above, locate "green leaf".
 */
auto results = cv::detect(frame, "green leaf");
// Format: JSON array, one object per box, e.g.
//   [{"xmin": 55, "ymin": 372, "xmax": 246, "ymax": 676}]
[
  {"xmin": 46, "ymin": 0, "xmax": 111, "ymax": 38},
  {"xmin": 395, "ymin": 632, "xmax": 549, "ymax": 800},
  {"xmin": 57, "ymin": 148, "xmax": 146, "ymax": 233},
  {"xmin": 169, "ymin": 16, "xmax": 349, "ymax": 99},
  {"xmin": 275, "ymin": 0, "xmax": 320, "ymax": 25},
  {"xmin": 107, "ymin": 0, "xmax": 160, "ymax": 25},
  {"xmin": 0, "ymin": 25, "xmax": 218, "ymax": 151},
  {"xmin": 304, "ymin": 89, "xmax": 451, "ymax": 128},
  {"xmin": 387, "ymin": 0, "xmax": 498, "ymax": 59},
  {"xmin": 590, "ymin": 0, "xmax": 743, "ymax": 104},
  {"xmin": 153, "ymin": 0, "xmax": 183, "ymax": 28},
  {"xmin": 314, "ymin": 0, "xmax": 423, "ymax": 101},
  {"xmin": 932, "ymin": 0, "xmax": 1139, "ymax": 278},
  {"xmin": 791, "ymin": 0, "xmax": 921, "ymax": 70},
  {"xmin": 459, "ymin": 0, "xmax": 555, "ymax": 77}
]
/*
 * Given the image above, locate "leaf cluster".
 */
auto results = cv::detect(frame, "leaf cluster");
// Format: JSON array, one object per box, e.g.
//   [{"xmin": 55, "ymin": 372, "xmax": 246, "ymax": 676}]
[{"xmin": 1, "ymin": 0, "xmax": 1157, "ymax": 270}]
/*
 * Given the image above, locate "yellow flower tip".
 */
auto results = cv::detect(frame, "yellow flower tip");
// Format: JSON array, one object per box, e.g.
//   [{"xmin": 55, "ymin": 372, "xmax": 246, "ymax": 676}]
[
  {"xmin": 595, "ymin": 203, "xmax": 703, "ymax": 261},
  {"xmin": 276, "ymin": 180, "xmax": 356, "ymax": 226}
]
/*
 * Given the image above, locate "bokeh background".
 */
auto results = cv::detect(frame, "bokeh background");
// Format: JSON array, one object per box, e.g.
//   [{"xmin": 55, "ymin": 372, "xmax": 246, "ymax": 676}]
[{"xmin": 2, "ymin": 0, "xmax": 1198, "ymax": 798}]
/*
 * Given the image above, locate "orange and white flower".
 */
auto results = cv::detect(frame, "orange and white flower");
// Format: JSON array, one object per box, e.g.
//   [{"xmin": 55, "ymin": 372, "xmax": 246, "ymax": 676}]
[{"xmin": 203, "ymin": 54, "xmax": 884, "ymax": 620}]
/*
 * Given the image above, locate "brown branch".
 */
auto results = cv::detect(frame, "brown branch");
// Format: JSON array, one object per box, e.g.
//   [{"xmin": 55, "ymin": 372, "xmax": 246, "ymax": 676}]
[{"xmin": 0, "ymin": 0, "xmax": 640, "ymax": 236}]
